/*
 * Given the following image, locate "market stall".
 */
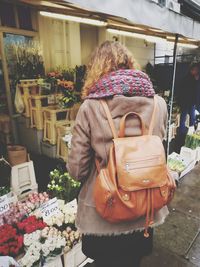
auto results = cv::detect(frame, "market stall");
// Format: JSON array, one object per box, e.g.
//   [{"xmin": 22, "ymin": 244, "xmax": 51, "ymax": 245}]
[
  {"xmin": 0, "ymin": 157, "xmax": 89, "ymax": 266},
  {"xmin": 0, "ymin": 1, "xmax": 200, "ymax": 266}
]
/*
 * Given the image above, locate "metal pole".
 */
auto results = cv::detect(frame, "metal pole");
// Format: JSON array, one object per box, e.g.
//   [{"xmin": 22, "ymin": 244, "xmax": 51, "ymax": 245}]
[{"xmin": 167, "ymin": 34, "xmax": 179, "ymax": 158}]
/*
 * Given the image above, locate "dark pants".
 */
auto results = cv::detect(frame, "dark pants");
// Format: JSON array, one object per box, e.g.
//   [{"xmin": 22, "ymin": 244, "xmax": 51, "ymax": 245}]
[
  {"xmin": 82, "ymin": 229, "xmax": 153, "ymax": 267},
  {"xmin": 180, "ymin": 105, "xmax": 195, "ymax": 133}
]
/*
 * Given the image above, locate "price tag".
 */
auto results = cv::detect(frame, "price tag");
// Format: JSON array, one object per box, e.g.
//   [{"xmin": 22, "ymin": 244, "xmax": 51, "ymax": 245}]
[
  {"xmin": 40, "ymin": 197, "xmax": 60, "ymax": 219},
  {"xmin": 65, "ymin": 199, "xmax": 77, "ymax": 213},
  {"xmin": 0, "ymin": 195, "xmax": 10, "ymax": 215},
  {"xmin": 66, "ymin": 199, "xmax": 77, "ymax": 209}
]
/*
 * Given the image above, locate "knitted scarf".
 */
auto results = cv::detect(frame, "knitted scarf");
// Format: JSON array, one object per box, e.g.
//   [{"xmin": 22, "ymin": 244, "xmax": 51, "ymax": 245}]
[{"xmin": 86, "ymin": 69, "xmax": 155, "ymax": 99}]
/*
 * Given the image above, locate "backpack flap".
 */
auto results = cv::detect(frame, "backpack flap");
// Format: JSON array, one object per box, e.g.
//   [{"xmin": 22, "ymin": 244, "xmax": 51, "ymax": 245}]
[{"xmin": 113, "ymin": 135, "xmax": 168, "ymax": 191}]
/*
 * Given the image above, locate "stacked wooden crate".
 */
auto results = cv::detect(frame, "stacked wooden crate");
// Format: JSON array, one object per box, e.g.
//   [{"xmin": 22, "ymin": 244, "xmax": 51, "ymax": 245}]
[
  {"xmin": 56, "ymin": 120, "xmax": 74, "ymax": 162},
  {"xmin": 16, "ymin": 79, "xmax": 81, "ymax": 160},
  {"xmin": 18, "ymin": 79, "xmax": 40, "ymax": 117}
]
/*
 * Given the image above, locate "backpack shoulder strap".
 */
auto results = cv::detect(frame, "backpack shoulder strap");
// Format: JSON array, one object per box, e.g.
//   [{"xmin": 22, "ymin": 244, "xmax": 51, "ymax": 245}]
[
  {"xmin": 100, "ymin": 100, "xmax": 118, "ymax": 139},
  {"xmin": 148, "ymin": 95, "xmax": 158, "ymax": 135}
]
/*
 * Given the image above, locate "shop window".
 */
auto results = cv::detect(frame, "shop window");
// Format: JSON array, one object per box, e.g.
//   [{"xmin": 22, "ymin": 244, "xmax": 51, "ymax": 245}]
[
  {"xmin": 0, "ymin": 2, "xmax": 16, "ymax": 27},
  {"xmin": 17, "ymin": 6, "xmax": 32, "ymax": 30}
]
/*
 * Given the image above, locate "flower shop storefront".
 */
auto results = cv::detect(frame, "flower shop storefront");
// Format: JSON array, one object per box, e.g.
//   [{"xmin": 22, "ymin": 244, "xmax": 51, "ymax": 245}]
[{"xmin": 0, "ymin": 0, "xmax": 200, "ymax": 266}]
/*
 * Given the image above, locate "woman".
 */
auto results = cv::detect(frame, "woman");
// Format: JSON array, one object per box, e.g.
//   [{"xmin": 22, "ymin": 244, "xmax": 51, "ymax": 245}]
[{"xmin": 68, "ymin": 41, "xmax": 168, "ymax": 267}]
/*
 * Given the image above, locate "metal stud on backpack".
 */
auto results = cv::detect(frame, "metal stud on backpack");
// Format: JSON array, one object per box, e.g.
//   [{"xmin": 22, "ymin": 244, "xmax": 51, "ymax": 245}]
[{"xmin": 94, "ymin": 96, "xmax": 176, "ymax": 237}]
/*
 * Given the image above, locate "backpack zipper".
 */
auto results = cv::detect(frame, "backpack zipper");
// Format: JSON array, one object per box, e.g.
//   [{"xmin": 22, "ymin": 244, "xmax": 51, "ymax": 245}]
[{"xmin": 125, "ymin": 156, "xmax": 160, "ymax": 171}]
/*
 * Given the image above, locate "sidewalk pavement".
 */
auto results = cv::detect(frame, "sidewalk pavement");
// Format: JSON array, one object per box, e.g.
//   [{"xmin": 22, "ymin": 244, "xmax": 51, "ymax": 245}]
[{"xmin": 142, "ymin": 164, "xmax": 200, "ymax": 267}]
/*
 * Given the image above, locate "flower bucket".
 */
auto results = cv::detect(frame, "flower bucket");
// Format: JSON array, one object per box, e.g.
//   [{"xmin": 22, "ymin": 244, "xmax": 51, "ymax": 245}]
[{"xmin": 7, "ymin": 145, "xmax": 27, "ymax": 166}]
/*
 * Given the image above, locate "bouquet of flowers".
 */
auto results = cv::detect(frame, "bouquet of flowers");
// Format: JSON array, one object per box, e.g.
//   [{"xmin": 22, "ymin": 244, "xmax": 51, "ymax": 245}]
[
  {"xmin": 19, "ymin": 227, "xmax": 66, "ymax": 267},
  {"xmin": 17, "ymin": 215, "xmax": 47, "ymax": 234},
  {"xmin": 62, "ymin": 226, "xmax": 81, "ymax": 252},
  {"xmin": 47, "ymin": 169, "xmax": 80, "ymax": 202},
  {"xmin": 58, "ymin": 80, "xmax": 74, "ymax": 90},
  {"xmin": 18, "ymin": 241, "xmax": 41, "ymax": 267},
  {"xmin": 0, "ymin": 202, "xmax": 27, "ymax": 226},
  {"xmin": 41, "ymin": 227, "xmax": 66, "ymax": 258},
  {"xmin": 58, "ymin": 80, "xmax": 77, "ymax": 109},
  {"xmin": 45, "ymin": 71, "xmax": 62, "ymax": 93},
  {"xmin": 41, "ymin": 201, "xmax": 76, "ymax": 228},
  {"xmin": 0, "ymin": 192, "xmax": 49, "ymax": 226},
  {"xmin": 0, "ymin": 224, "xmax": 23, "ymax": 257},
  {"xmin": 18, "ymin": 192, "xmax": 49, "ymax": 214}
]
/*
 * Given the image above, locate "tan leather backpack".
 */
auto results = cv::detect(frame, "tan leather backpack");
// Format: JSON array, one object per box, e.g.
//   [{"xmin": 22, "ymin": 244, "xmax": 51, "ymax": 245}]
[{"xmin": 94, "ymin": 96, "xmax": 176, "ymax": 237}]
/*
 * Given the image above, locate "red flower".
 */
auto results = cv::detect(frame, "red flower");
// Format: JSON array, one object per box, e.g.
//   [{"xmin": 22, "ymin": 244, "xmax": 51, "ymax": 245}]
[
  {"xmin": 17, "ymin": 215, "xmax": 47, "ymax": 234},
  {"xmin": 0, "ymin": 224, "xmax": 23, "ymax": 257}
]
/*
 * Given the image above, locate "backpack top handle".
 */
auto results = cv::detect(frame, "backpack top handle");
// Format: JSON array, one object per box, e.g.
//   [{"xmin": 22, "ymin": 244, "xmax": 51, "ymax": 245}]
[
  {"xmin": 100, "ymin": 95, "xmax": 158, "ymax": 139},
  {"xmin": 118, "ymin": 112, "xmax": 146, "ymax": 138}
]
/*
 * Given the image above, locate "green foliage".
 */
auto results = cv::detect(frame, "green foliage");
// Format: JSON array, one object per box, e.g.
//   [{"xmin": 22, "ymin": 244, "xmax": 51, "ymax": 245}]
[
  {"xmin": 185, "ymin": 134, "xmax": 200, "ymax": 150},
  {"xmin": 0, "ymin": 186, "xmax": 10, "ymax": 197},
  {"xmin": 58, "ymin": 90, "xmax": 77, "ymax": 109},
  {"xmin": 47, "ymin": 169, "xmax": 80, "ymax": 202}
]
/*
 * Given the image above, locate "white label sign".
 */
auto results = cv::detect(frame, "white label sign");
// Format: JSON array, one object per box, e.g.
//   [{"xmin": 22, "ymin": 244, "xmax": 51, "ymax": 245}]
[
  {"xmin": 0, "ymin": 195, "xmax": 10, "ymax": 215},
  {"xmin": 40, "ymin": 197, "xmax": 60, "ymax": 218},
  {"xmin": 48, "ymin": 95, "xmax": 55, "ymax": 105},
  {"xmin": 66, "ymin": 199, "xmax": 77, "ymax": 210}
]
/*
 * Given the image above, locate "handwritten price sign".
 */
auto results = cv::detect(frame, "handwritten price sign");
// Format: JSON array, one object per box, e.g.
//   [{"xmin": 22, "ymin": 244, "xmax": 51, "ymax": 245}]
[
  {"xmin": 0, "ymin": 195, "xmax": 10, "ymax": 215},
  {"xmin": 40, "ymin": 197, "xmax": 60, "ymax": 219}
]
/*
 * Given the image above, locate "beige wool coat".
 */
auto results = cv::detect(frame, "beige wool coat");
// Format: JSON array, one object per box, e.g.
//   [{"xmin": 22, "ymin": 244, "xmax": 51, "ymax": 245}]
[{"xmin": 68, "ymin": 95, "xmax": 169, "ymax": 235}]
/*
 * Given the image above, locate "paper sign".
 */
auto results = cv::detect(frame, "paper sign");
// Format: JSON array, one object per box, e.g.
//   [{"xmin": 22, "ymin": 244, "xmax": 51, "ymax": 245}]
[
  {"xmin": 40, "ymin": 197, "xmax": 60, "ymax": 218},
  {"xmin": 48, "ymin": 95, "xmax": 55, "ymax": 105},
  {"xmin": 65, "ymin": 199, "xmax": 77, "ymax": 213},
  {"xmin": 0, "ymin": 195, "xmax": 10, "ymax": 215},
  {"xmin": 66, "ymin": 199, "xmax": 77, "ymax": 209}
]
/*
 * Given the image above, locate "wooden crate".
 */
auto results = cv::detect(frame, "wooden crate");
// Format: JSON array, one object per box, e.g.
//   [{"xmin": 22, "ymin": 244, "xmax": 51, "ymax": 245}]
[
  {"xmin": 11, "ymin": 161, "xmax": 38, "ymax": 198},
  {"xmin": 56, "ymin": 121, "xmax": 74, "ymax": 162},
  {"xmin": 29, "ymin": 95, "xmax": 51, "ymax": 130},
  {"xmin": 68, "ymin": 103, "xmax": 81, "ymax": 120},
  {"xmin": 43, "ymin": 106, "xmax": 70, "ymax": 145},
  {"xmin": 18, "ymin": 79, "xmax": 40, "ymax": 117}
]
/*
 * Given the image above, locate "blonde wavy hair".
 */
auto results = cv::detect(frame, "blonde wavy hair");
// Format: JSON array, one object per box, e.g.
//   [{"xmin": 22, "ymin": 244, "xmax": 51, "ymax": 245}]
[{"xmin": 82, "ymin": 41, "xmax": 138, "ymax": 98}]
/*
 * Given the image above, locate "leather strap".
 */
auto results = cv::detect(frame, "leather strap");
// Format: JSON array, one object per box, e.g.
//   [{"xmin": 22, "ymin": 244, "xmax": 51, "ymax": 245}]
[
  {"xmin": 95, "ymin": 158, "xmax": 101, "ymax": 173},
  {"xmin": 100, "ymin": 100, "xmax": 118, "ymax": 139},
  {"xmin": 148, "ymin": 96, "xmax": 158, "ymax": 135},
  {"xmin": 118, "ymin": 112, "xmax": 146, "ymax": 138}
]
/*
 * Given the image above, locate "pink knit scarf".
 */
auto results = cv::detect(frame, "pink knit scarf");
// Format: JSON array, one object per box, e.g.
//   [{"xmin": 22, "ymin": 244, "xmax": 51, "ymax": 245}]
[{"xmin": 86, "ymin": 69, "xmax": 155, "ymax": 99}]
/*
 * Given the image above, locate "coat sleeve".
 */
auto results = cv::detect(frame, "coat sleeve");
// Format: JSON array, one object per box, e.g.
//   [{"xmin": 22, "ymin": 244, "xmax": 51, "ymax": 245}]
[{"xmin": 67, "ymin": 102, "xmax": 93, "ymax": 182}]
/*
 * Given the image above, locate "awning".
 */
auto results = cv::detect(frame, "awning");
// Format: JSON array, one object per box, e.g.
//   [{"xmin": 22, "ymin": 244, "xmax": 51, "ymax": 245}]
[{"xmin": 62, "ymin": 0, "xmax": 200, "ymax": 40}]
